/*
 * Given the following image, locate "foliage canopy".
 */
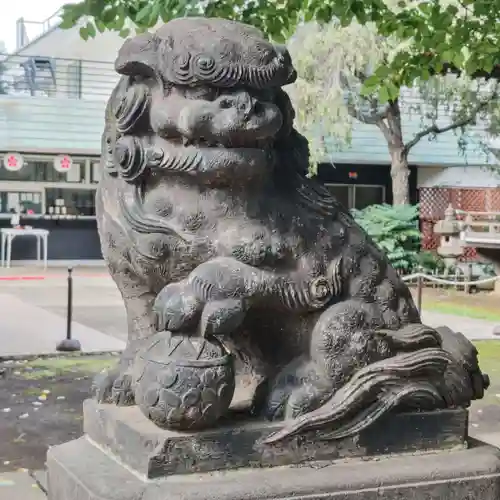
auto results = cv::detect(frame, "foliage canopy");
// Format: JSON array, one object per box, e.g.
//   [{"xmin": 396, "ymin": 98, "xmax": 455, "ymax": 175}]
[
  {"xmin": 287, "ymin": 21, "xmax": 499, "ymax": 204},
  {"xmin": 60, "ymin": 0, "xmax": 500, "ymax": 101}
]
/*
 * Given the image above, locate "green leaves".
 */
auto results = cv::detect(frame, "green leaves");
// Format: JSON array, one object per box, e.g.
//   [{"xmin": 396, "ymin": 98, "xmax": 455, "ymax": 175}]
[
  {"xmin": 79, "ymin": 22, "xmax": 95, "ymax": 41},
  {"xmin": 352, "ymin": 204, "xmax": 421, "ymax": 271},
  {"xmin": 60, "ymin": 0, "xmax": 500, "ymax": 102}
]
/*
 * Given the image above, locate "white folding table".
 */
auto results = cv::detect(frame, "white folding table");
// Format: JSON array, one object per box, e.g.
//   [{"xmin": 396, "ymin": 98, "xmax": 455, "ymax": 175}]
[{"xmin": 1, "ymin": 228, "xmax": 49, "ymax": 269}]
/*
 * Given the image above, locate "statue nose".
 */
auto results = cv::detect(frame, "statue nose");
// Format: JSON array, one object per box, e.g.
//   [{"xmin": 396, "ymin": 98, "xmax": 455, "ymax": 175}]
[{"xmin": 218, "ymin": 91, "xmax": 255, "ymax": 119}]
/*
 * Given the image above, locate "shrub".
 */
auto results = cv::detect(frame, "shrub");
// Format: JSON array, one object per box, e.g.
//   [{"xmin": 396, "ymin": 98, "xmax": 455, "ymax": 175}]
[
  {"xmin": 416, "ymin": 250, "xmax": 446, "ymax": 273},
  {"xmin": 351, "ymin": 204, "xmax": 421, "ymax": 272}
]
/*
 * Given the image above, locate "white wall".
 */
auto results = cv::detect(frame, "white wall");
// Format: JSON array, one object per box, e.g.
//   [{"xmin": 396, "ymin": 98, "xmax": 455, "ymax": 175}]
[
  {"xmin": 9, "ymin": 21, "xmax": 129, "ymax": 101},
  {"xmin": 14, "ymin": 21, "xmax": 126, "ymax": 62},
  {"xmin": 417, "ymin": 166, "xmax": 446, "ymax": 188}
]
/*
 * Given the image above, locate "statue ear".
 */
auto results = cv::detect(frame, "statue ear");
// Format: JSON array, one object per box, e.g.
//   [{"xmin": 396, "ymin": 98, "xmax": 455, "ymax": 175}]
[{"xmin": 114, "ymin": 32, "xmax": 159, "ymax": 78}]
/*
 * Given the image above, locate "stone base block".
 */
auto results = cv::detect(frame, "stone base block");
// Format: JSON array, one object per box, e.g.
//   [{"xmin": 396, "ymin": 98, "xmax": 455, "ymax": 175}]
[
  {"xmin": 47, "ymin": 436, "xmax": 500, "ymax": 500},
  {"xmin": 83, "ymin": 399, "xmax": 468, "ymax": 478}
]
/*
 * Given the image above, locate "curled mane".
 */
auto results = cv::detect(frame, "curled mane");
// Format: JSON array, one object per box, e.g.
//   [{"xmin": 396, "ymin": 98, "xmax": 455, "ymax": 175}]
[{"xmin": 103, "ymin": 77, "xmax": 318, "ymax": 257}]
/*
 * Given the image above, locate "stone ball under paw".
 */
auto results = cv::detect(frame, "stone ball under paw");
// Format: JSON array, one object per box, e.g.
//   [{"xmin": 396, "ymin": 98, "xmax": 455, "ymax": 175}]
[{"xmin": 132, "ymin": 330, "xmax": 235, "ymax": 431}]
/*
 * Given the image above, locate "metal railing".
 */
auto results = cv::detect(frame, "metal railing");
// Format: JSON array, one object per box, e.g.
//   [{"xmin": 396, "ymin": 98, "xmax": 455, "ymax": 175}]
[
  {"xmin": 0, "ymin": 53, "xmax": 116, "ymax": 100},
  {"xmin": 0, "ymin": 55, "xmax": 117, "ymax": 153},
  {"xmin": 402, "ymin": 270, "xmax": 499, "ymax": 313},
  {"xmin": 16, "ymin": 10, "xmax": 63, "ymax": 50}
]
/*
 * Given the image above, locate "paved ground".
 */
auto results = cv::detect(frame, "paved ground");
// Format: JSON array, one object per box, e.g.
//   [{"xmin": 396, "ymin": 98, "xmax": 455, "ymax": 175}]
[
  {"xmin": 421, "ymin": 310, "xmax": 500, "ymax": 340},
  {"xmin": 0, "ymin": 268, "xmax": 498, "ymax": 359},
  {"xmin": 0, "ymin": 270, "xmax": 127, "ymax": 358},
  {"xmin": 0, "ymin": 293, "xmax": 125, "ymax": 357},
  {"xmin": 0, "ymin": 471, "xmax": 45, "ymax": 500}
]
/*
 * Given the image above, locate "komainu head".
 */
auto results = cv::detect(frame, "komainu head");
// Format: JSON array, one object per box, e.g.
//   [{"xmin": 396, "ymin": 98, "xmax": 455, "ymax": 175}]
[{"xmin": 102, "ymin": 17, "xmax": 309, "ymax": 186}]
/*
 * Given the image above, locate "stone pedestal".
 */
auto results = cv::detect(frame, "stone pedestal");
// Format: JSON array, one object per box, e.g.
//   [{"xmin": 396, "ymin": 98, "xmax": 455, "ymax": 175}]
[{"xmin": 46, "ymin": 400, "xmax": 500, "ymax": 500}]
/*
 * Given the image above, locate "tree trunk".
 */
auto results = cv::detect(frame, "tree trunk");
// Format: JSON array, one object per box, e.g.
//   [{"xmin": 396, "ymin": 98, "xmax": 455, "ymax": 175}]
[{"xmin": 390, "ymin": 147, "xmax": 410, "ymax": 205}]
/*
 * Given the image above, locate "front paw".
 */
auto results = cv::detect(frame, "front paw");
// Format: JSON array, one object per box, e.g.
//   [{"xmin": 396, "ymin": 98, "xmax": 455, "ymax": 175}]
[
  {"xmin": 154, "ymin": 282, "xmax": 203, "ymax": 332},
  {"xmin": 199, "ymin": 298, "xmax": 247, "ymax": 337}
]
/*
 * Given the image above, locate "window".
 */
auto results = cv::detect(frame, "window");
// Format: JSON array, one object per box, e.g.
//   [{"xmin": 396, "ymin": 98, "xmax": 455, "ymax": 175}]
[
  {"xmin": 91, "ymin": 162, "xmax": 100, "ymax": 184},
  {"xmin": 325, "ymin": 184, "xmax": 386, "ymax": 210},
  {"xmin": 0, "ymin": 191, "xmax": 43, "ymax": 214},
  {"xmin": 66, "ymin": 61, "xmax": 82, "ymax": 98},
  {"xmin": 45, "ymin": 188, "xmax": 96, "ymax": 216},
  {"xmin": 353, "ymin": 186, "xmax": 385, "ymax": 210},
  {"xmin": 0, "ymin": 159, "xmax": 85, "ymax": 183},
  {"xmin": 325, "ymin": 185, "xmax": 351, "ymax": 210}
]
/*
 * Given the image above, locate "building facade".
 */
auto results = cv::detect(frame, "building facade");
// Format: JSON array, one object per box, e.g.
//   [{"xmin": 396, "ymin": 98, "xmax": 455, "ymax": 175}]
[{"xmin": 1, "ymin": 12, "xmax": 499, "ymax": 261}]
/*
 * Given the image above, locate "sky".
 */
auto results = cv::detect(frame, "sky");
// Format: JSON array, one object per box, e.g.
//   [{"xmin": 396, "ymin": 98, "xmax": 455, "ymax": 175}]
[{"xmin": 0, "ymin": 0, "xmax": 70, "ymax": 52}]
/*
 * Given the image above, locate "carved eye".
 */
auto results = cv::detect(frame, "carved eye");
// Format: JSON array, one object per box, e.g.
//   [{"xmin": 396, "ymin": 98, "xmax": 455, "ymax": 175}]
[
  {"xmin": 193, "ymin": 54, "xmax": 217, "ymax": 79},
  {"xmin": 219, "ymin": 98, "xmax": 232, "ymax": 109}
]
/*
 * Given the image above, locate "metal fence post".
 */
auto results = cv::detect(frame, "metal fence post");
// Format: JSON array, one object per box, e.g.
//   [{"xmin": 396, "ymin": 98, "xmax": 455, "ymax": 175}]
[{"xmin": 56, "ymin": 267, "xmax": 82, "ymax": 352}]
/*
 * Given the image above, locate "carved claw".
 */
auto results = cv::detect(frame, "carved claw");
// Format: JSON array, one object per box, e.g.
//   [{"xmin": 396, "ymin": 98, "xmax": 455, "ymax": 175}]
[
  {"xmin": 92, "ymin": 369, "xmax": 119, "ymax": 403},
  {"xmin": 199, "ymin": 298, "xmax": 248, "ymax": 337},
  {"xmin": 154, "ymin": 282, "xmax": 203, "ymax": 332},
  {"xmin": 92, "ymin": 368, "xmax": 135, "ymax": 406},
  {"xmin": 111, "ymin": 371, "xmax": 135, "ymax": 406}
]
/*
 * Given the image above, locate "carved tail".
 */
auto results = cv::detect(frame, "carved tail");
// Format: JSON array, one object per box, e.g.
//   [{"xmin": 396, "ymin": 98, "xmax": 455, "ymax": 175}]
[{"xmin": 262, "ymin": 325, "xmax": 487, "ymax": 445}]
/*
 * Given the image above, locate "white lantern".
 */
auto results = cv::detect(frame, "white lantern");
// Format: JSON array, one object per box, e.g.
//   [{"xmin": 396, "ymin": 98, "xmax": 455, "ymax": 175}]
[
  {"xmin": 3, "ymin": 152, "xmax": 24, "ymax": 172},
  {"xmin": 54, "ymin": 154, "xmax": 73, "ymax": 173}
]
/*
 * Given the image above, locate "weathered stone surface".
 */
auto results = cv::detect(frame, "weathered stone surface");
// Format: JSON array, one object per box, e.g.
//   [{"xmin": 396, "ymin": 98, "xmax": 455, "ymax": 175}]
[
  {"xmin": 47, "ymin": 436, "xmax": 500, "ymax": 500},
  {"xmin": 84, "ymin": 399, "xmax": 468, "ymax": 478},
  {"xmin": 94, "ymin": 15, "xmax": 490, "ymax": 444}
]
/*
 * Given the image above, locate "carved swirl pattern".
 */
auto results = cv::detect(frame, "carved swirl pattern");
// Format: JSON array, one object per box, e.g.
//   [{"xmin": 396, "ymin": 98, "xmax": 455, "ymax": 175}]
[
  {"xmin": 171, "ymin": 53, "xmax": 193, "ymax": 85},
  {"xmin": 309, "ymin": 276, "xmax": 333, "ymax": 309},
  {"xmin": 167, "ymin": 53, "xmax": 291, "ymax": 89},
  {"xmin": 114, "ymin": 135, "xmax": 148, "ymax": 182},
  {"xmin": 132, "ymin": 331, "xmax": 235, "ymax": 431},
  {"xmin": 162, "ymin": 30, "xmax": 294, "ymax": 90},
  {"xmin": 114, "ymin": 19, "xmax": 296, "ymax": 89},
  {"xmin": 114, "ymin": 83, "xmax": 151, "ymax": 135}
]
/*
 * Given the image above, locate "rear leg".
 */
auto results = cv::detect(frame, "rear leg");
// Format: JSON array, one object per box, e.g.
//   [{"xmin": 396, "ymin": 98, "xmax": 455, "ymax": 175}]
[
  {"xmin": 277, "ymin": 300, "xmax": 392, "ymax": 419},
  {"xmin": 264, "ymin": 356, "xmax": 333, "ymax": 420}
]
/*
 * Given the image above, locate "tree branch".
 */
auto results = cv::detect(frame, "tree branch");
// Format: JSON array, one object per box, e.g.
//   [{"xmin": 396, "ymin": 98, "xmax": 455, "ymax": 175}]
[
  {"xmin": 346, "ymin": 101, "xmax": 389, "ymax": 124},
  {"xmin": 386, "ymin": 100, "xmax": 403, "ymax": 141},
  {"xmin": 403, "ymin": 96, "xmax": 496, "ymax": 154},
  {"xmin": 375, "ymin": 118, "xmax": 394, "ymax": 144},
  {"xmin": 340, "ymin": 70, "xmax": 390, "ymax": 124}
]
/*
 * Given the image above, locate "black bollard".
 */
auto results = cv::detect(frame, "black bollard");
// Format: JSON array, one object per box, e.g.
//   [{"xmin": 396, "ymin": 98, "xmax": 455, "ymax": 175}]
[{"xmin": 56, "ymin": 267, "xmax": 82, "ymax": 352}]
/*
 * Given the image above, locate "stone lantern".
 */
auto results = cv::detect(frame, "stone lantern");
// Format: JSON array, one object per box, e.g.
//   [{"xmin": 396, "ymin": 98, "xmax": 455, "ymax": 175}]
[{"xmin": 433, "ymin": 204, "xmax": 465, "ymax": 275}]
